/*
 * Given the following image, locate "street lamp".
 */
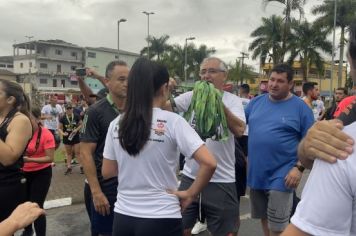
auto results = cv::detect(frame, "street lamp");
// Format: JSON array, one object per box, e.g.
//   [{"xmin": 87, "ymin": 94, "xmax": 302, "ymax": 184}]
[
  {"xmin": 142, "ymin": 11, "xmax": 154, "ymax": 59},
  {"xmin": 184, "ymin": 37, "xmax": 195, "ymax": 81},
  {"xmin": 117, "ymin": 18, "xmax": 127, "ymax": 60}
]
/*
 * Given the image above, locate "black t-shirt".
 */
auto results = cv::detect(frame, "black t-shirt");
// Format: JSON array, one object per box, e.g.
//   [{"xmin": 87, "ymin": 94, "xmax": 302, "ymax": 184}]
[
  {"xmin": 338, "ymin": 98, "xmax": 356, "ymax": 125},
  {"xmin": 59, "ymin": 113, "xmax": 81, "ymax": 134},
  {"xmin": 80, "ymin": 97, "xmax": 118, "ymax": 183}
]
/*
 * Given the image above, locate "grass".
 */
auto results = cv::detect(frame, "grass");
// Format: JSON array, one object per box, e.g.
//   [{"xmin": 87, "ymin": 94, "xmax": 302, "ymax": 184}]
[{"xmin": 54, "ymin": 147, "xmax": 66, "ymax": 163}]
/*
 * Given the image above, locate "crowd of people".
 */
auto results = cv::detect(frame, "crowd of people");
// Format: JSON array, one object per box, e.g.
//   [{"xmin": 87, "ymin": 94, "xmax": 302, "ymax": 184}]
[{"xmin": 0, "ymin": 24, "xmax": 356, "ymax": 236}]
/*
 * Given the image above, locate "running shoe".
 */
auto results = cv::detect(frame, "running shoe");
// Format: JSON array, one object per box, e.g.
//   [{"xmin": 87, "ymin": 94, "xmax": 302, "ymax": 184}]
[
  {"xmin": 64, "ymin": 167, "xmax": 72, "ymax": 175},
  {"xmin": 191, "ymin": 221, "xmax": 207, "ymax": 234}
]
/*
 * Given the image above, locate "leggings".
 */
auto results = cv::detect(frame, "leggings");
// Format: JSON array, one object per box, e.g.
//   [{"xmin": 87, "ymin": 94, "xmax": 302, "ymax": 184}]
[
  {"xmin": 113, "ymin": 213, "xmax": 182, "ymax": 236},
  {"xmin": 0, "ymin": 178, "xmax": 26, "ymax": 222},
  {"xmin": 23, "ymin": 166, "xmax": 52, "ymax": 236}
]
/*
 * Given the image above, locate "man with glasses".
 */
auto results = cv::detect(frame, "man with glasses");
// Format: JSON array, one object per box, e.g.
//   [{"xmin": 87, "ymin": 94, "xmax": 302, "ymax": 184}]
[{"xmin": 171, "ymin": 57, "xmax": 246, "ymax": 236}]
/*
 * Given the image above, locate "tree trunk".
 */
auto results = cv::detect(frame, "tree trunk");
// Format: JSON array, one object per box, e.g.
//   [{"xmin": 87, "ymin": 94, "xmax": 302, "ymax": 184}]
[{"xmin": 338, "ymin": 27, "xmax": 345, "ymax": 87}]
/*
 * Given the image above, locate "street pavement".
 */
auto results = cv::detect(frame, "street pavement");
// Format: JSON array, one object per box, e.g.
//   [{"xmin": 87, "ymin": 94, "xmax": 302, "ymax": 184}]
[{"xmin": 14, "ymin": 163, "xmax": 309, "ymax": 236}]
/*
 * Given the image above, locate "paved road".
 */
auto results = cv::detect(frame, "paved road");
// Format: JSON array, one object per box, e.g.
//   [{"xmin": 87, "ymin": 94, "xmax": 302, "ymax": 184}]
[{"xmin": 14, "ymin": 163, "xmax": 309, "ymax": 236}]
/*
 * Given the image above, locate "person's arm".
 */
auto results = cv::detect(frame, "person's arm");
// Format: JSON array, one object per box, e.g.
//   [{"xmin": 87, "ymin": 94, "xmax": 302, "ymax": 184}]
[
  {"xmin": 0, "ymin": 202, "xmax": 45, "ymax": 236},
  {"xmin": 169, "ymin": 145, "xmax": 216, "ymax": 211},
  {"xmin": 57, "ymin": 122, "xmax": 67, "ymax": 137},
  {"xmin": 79, "ymin": 142, "xmax": 110, "ymax": 216},
  {"xmin": 0, "ymin": 115, "xmax": 32, "ymax": 166},
  {"xmin": 24, "ymin": 148, "xmax": 54, "ymax": 163},
  {"xmin": 223, "ymin": 105, "xmax": 246, "ymax": 137},
  {"xmin": 298, "ymin": 119, "xmax": 354, "ymax": 169},
  {"xmin": 102, "ymin": 159, "xmax": 118, "ymax": 180},
  {"xmin": 281, "ymin": 224, "xmax": 310, "ymax": 236}
]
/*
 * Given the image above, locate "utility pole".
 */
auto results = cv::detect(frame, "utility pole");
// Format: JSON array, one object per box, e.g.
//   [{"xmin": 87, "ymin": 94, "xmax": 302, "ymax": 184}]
[
  {"xmin": 238, "ymin": 52, "xmax": 249, "ymax": 85},
  {"xmin": 24, "ymin": 35, "xmax": 34, "ymax": 100}
]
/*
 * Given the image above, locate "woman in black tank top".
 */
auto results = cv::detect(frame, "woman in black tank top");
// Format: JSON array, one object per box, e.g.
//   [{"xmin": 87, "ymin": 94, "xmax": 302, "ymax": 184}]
[{"xmin": 0, "ymin": 79, "xmax": 32, "ymax": 223}]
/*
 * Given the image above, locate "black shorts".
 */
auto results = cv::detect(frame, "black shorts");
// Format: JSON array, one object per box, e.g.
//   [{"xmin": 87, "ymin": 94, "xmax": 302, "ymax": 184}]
[
  {"xmin": 178, "ymin": 175, "xmax": 239, "ymax": 236},
  {"xmin": 63, "ymin": 135, "xmax": 80, "ymax": 145},
  {"xmin": 113, "ymin": 213, "xmax": 182, "ymax": 236}
]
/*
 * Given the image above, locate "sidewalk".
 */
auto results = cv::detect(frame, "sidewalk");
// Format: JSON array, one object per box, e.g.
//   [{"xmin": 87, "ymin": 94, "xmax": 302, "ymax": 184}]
[{"xmin": 46, "ymin": 163, "xmax": 86, "ymax": 204}]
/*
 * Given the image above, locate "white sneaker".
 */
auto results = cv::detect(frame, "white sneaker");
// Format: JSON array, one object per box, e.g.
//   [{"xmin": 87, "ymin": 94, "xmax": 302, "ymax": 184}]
[{"xmin": 191, "ymin": 221, "xmax": 207, "ymax": 234}]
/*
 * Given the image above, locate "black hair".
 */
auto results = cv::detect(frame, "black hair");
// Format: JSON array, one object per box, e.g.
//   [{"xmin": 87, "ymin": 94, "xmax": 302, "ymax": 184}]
[
  {"xmin": 240, "ymin": 84, "xmax": 250, "ymax": 94},
  {"xmin": 302, "ymin": 82, "xmax": 318, "ymax": 95},
  {"xmin": 119, "ymin": 58, "xmax": 169, "ymax": 156},
  {"xmin": 31, "ymin": 106, "xmax": 41, "ymax": 119},
  {"xmin": 0, "ymin": 79, "xmax": 30, "ymax": 118},
  {"xmin": 336, "ymin": 87, "xmax": 348, "ymax": 96},
  {"xmin": 270, "ymin": 64, "xmax": 294, "ymax": 82},
  {"xmin": 105, "ymin": 60, "xmax": 127, "ymax": 78}
]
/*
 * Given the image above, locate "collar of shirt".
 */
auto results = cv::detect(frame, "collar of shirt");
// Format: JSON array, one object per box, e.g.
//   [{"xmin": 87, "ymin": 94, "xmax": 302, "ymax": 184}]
[{"xmin": 106, "ymin": 94, "xmax": 120, "ymax": 115}]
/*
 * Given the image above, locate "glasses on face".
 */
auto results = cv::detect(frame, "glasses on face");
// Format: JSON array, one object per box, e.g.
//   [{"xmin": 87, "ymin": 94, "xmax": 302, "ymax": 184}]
[{"xmin": 199, "ymin": 68, "xmax": 226, "ymax": 76}]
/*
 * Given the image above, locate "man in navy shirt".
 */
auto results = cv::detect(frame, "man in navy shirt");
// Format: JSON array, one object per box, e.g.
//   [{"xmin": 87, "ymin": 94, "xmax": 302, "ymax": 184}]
[{"xmin": 245, "ymin": 64, "xmax": 314, "ymax": 236}]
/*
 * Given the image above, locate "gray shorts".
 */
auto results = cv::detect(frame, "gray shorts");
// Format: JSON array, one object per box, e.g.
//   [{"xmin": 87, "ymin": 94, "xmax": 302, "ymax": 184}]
[
  {"xmin": 250, "ymin": 189, "xmax": 293, "ymax": 232},
  {"xmin": 178, "ymin": 175, "xmax": 239, "ymax": 236}
]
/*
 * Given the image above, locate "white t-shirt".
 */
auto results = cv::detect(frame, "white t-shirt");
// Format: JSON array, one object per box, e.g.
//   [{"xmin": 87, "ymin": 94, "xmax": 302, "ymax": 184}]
[
  {"xmin": 41, "ymin": 104, "xmax": 63, "ymax": 130},
  {"xmin": 103, "ymin": 108, "xmax": 204, "ymax": 218},
  {"xmin": 240, "ymin": 97, "xmax": 250, "ymax": 136},
  {"xmin": 291, "ymin": 122, "xmax": 356, "ymax": 236},
  {"xmin": 312, "ymin": 99, "xmax": 325, "ymax": 121},
  {"xmin": 175, "ymin": 91, "xmax": 246, "ymax": 183}
]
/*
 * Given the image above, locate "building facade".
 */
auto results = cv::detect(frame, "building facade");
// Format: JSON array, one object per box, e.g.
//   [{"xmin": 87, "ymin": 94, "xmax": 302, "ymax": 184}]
[
  {"xmin": 0, "ymin": 56, "xmax": 14, "ymax": 72},
  {"xmin": 254, "ymin": 61, "xmax": 347, "ymax": 97},
  {"xmin": 84, "ymin": 47, "xmax": 139, "ymax": 93},
  {"xmin": 13, "ymin": 40, "xmax": 85, "ymax": 103}
]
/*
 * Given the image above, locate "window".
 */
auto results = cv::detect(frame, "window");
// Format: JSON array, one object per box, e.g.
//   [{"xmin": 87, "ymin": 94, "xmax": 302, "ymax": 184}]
[
  {"xmin": 71, "ymin": 66, "xmax": 76, "ymax": 71},
  {"xmin": 39, "ymin": 79, "xmax": 47, "ymax": 84},
  {"xmin": 7, "ymin": 65, "xmax": 13, "ymax": 68},
  {"xmin": 71, "ymin": 52, "xmax": 77, "ymax": 57},
  {"xmin": 29, "ymin": 62, "xmax": 32, "ymax": 68},
  {"xmin": 61, "ymin": 80, "xmax": 65, "ymax": 88},
  {"xmin": 0, "ymin": 64, "xmax": 5, "ymax": 68},
  {"xmin": 40, "ymin": 63, "xmax": 47, "ymax": 69},
  {"xmin": 87, "ymin": 52, "xmax": 96, "ymax": 58},
  {"xmin": 55, "ymin": 49, "xmax": 62, "ymax": 55},
  {"xmin": 115, "ymin": 55, "xmax": 118, "ymax": 59},
  {"xmin": 71, "ymin": 81, "xmax": 78, "ymax": 85},
  {"xmin": 20, "ymin": 63, "xmax": 23, "ymax": 68},
  {"xmin": 57, "ymin": 64, "xmax": 61, "ymax": 73},
  {"xmin": 53, "ymin": 79, "xmax": 57, "ymax": 87}
]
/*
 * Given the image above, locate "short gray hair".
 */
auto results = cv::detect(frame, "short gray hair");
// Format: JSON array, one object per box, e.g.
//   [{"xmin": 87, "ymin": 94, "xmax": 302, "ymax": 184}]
[{"xmin": 201, "ymin": 57, "xmax": 228, "ymax": 72}]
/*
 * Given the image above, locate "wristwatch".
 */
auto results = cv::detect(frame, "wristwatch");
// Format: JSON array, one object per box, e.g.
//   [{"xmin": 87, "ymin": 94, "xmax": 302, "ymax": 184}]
[{"xmin": 294, "ymin": 164, "xmax": 305, "ymax": 173}]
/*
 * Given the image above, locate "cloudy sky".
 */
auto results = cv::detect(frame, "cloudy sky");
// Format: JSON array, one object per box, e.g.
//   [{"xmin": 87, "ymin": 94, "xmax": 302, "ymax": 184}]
[{"xmin": 0, "ymin": 0, "xmax": 329, "ymax": 68}]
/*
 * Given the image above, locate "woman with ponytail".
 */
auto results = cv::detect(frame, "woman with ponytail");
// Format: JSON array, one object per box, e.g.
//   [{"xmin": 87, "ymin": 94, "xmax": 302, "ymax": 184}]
[
  {"xmin": 20, "ymin": 106, "xmax": 55, "ymax": 236},
  {"xmin": 0, "ymin": 79, "xmax": 32, "ymax": 223},
  {"xmin": 102, "ymin": 58, "xmax": 217, "ymax": 236}
]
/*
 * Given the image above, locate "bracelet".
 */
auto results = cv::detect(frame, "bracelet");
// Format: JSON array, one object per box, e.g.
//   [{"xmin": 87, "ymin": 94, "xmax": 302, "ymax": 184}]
[{"xmin": 294, "ymin": 164, "xmax": 305, "ymax": 173}]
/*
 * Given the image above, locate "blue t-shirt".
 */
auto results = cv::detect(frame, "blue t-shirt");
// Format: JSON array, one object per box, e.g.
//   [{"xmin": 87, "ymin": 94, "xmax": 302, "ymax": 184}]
[{"xmin": 246, "ymin": 94, "xmax": 314, "ymax": 192}]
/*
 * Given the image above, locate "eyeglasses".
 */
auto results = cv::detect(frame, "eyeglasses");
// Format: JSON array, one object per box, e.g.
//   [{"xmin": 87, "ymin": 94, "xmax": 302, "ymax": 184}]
[{"xmin": 199, "ymin": 68, "xmax": 226, "ymax": 76}]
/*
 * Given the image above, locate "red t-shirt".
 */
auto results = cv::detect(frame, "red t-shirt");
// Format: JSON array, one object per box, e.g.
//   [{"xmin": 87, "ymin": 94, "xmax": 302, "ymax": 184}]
[
  {"xmin": 23, "ymin": 127, "xmax": 55, "ymax": 172},
  {"xmin": 334, "ymin": 96, "xmax": 356, "ymax": 118}
]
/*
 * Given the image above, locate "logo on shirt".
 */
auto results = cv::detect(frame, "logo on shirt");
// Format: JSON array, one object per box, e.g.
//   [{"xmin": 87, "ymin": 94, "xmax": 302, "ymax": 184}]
[{"xmin": 153, "ymin": 121, "xmax": 166, "ymax": 136}]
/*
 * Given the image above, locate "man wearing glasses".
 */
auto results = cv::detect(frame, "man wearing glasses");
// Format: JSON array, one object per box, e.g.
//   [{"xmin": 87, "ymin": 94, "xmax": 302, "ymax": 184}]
[{"xmin": 172, "ymin": 57, "xmax": 246, "ymax": 236}]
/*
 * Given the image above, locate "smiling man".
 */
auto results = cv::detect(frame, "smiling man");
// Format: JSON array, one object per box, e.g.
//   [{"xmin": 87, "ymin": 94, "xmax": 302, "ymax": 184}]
[{"xmin": 245, "ymin": 64, "xmax": 314, "ymax": 236}]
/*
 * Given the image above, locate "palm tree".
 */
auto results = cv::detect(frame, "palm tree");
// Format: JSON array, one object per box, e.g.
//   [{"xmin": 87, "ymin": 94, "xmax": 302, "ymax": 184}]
[
  {"xmin": 249, "ymin": 15, "xmax": 284, "ymax": 65},
  {"xmin": 228, "ymin": 59, "xmax": 256, "ymax": 85},
  {"xmin": 163, "ymin": 44, "xmax": 185, "ymax": 78},
  {"xmin": 287, "ymin": 20, "xmax": 332, "ymax": 81},
  {"xmin": 140, "ymin": 34, "xmax": 172, "ymax": 61},
  {"xmin": 312, "ymin": 0, "xmax": 356, "ymax": 86},
  {"xmin": 263, "ymin": 0, "xmax": 307, "ymax": 61}
]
